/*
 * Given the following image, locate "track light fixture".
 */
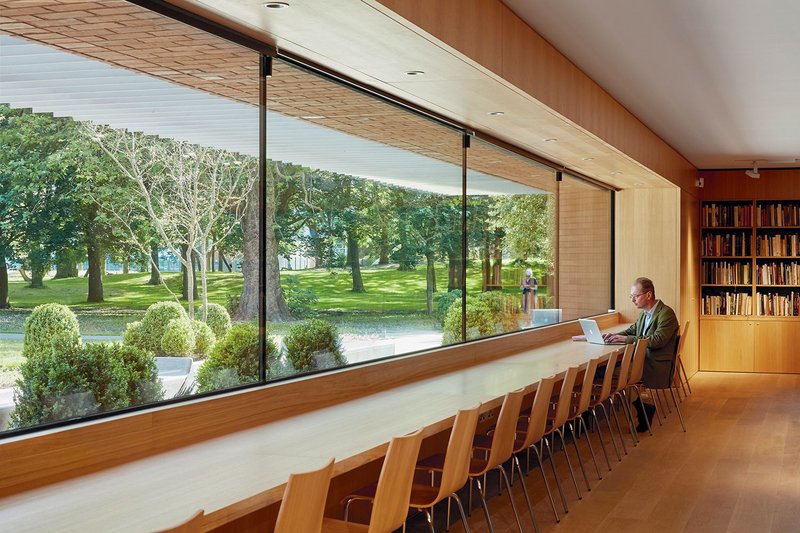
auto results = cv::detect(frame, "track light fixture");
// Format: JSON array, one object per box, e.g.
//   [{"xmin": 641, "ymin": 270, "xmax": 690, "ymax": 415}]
[{"xmin": 745, "ymin": 161, "xmax": 760, "ymax": 179}]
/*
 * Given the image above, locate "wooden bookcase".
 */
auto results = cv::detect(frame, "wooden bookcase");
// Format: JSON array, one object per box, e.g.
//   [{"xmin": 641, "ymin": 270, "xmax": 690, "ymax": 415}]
[{"xmin": 700, "ymin": 199, "xmax": 800, "ymax": 372}]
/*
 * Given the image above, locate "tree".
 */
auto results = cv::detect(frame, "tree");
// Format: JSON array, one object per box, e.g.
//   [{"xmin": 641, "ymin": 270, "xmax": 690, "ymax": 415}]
[
  {"xmin": 84, "ymin": 123, "xmax": 257, "ymax": 320},
  {"xmin": 494, "ymin": 194, "xmax": 555, "ymax": 274}
]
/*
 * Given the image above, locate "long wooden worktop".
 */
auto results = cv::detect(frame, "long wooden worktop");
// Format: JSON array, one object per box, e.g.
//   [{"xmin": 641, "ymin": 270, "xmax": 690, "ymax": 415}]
[{"xmin": 0, "ymin": 317, "xmax": 628, "ymax": 532}]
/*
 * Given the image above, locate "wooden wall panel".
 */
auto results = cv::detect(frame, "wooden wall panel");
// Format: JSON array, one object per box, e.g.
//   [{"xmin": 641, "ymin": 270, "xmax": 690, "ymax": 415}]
[
  {"xmin": 700, "ymin": 319, "xmax": 755, "ymax": 372},
  {"xmin": 699, "ymin": 169, "xmax": 800, "ymax": 200},
  {"xmin": 680, "ymin": 189, "xmax": 701, "ymax": 376},
  {"xmin": 614, "ymin": 188, "xmax": 681, "ymax": 323},
  {"xmin": 754, "ymin": 321, "xmax": 800, "ymax": 373}
]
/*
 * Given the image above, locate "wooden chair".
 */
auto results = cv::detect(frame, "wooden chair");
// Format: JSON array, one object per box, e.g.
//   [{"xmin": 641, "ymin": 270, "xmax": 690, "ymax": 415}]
[
  {"xmin": 543, "ymin": 366, "xmax": 582, "ymax": 513},
  {"xmin": 275, "ymin": 458, "xmax": 335, "ymax": 533},
  {"xmin": 513, "ymin": 376, "xmax": 559, "ymax": 525},
  {"xmin": 673, "ymin": 321, "xmax": 691, "ymax": 398},
  {"xmin": 624, "ymin": 338, "xmax": 651, "ymax": 440},
  {"xmin": 155, "ymin": 510, "xmax": 204, "ymax": 533},
  {"xmin": 324, "ymin": 429, "xmax": 423, "ymax": 533},
  {"xmin": 589, "ymin": 349, "xmax": 622, "ymax": 468},
  {"xmin": 342, "ymin": 407, "xmax": 480, "ymax": 533},
  {"xmin": 566, "ymin": 357, "xmax": 604, "ymax": 489},
  {"xmin": 647, "ymin": 336, "xmax": 687, "ymax": 433}
]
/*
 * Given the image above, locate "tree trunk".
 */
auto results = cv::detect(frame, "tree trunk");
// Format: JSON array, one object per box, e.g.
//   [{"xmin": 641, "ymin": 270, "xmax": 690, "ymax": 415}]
[
  {"xmin": 122, "ymin": 260, "xmax": 129, "ymax": 275},
  {"xmin": 53, "ymin": 250, "xmax": 79, "ymax": 279},
  {"xmin": 86, "ymin": 229, "xmax": 104, "ymax": 303},
  {"xmin": 447, "ymin": 250, "xmax": 461, "ymax": 292},
  {"xmin": 191, "ymin": 250, "xmax": 199, "ymax": 300},
  {"xmin": 28, "ymin": 249, "xmax": 48, "ymax": 289},
  {"xmin": 264, "ymin": 170, "xmax": 291, "ymax": 321},
  {"xmin": 181, "ymin": 244, "xmax": 190, "ymax": 300},
  {"xmin": 148, "ymin": 242, "xmax": 161, "ymax": 285},
  {"xmin": 481, "ymin": 240, "xmax": 491, "ymax": 292},
  {"xmin": 378, "ymin": 225, "xmax": 390, "ymax": 265},
  {"xmin": 425, "ymin": 251, "xmax": 436, "ymax": 314},
  {"xmin": 347, "ymin": 230, "xmax": 365, "ymax": 293},
  {"xmin": 491, "ymin": 233, "xmax": 503, "ymax": 289},
  {"xmin": 0, "ymin": 254, "xmax": 9, "ymax": 309}
]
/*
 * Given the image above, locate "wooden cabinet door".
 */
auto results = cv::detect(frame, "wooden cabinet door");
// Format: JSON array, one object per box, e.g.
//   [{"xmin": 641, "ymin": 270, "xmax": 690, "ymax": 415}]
[
  {"xmin": 754, "ymin": 320, "xmax": 800, "ymax": 373},
  {"xmin": 699, "ymin": 319, "xmax": 754, "ymax": 371}
]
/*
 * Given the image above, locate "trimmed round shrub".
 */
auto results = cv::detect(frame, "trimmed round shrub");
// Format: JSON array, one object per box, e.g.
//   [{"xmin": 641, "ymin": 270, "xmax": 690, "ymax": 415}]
[
  {"xmin": 122, "ymin": 321, "xmax": 146, "ymax": 349},
  {"xmin": 435, "ymin": 289, "xmax": 462, "ymax": 324},
  {"xmin": 22, "ymin": 303, "xmax": 81, "ymax": 358},
  {"xmin": 192, "ymin": 320, "xmax": 216, "ymax": 358},
  {"xmin": 478, "ymin": 291, "xmax": 519, "ymax": 333},
  {"xmin": 196, "ymin": 323, "xmax": 278, "ymax": 392},
  {"xmin": 137, "ymin": 301, "xmax": 188, "ymax": 354},
  {"xmin": 205, "ymin": 303, "xmax": 231, "ymax": 340},
  {"xmin": 441, "ymin": 296, "xmax": 495, "ymax": 345},
  {"xmin": 11, "ymin": 340, "xmax": 163, "ymax": 429},
  {"xmin": 160, "ymin": 318, "xmax": 195, "ymax": 357},
  {"xmin": 283, "ymin": 319, "xmax": 345, "ymax": 372}
]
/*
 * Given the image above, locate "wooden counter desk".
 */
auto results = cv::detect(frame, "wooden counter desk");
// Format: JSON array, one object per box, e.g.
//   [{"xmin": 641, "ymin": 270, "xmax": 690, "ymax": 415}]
[{"xmin": 0, "ymin": 322, "xmax": 630, "ymax": 532}]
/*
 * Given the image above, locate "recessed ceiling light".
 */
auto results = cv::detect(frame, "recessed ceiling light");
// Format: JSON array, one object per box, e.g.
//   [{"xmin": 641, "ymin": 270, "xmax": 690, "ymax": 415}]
[
  {"xmin": 301, "ymin": 115, "xmax": 325, "ymax": 120},
  {"xmin": 199, "ymin": 75, "xmax": 223, "ymax": 81},
  {"xmin": 487, "ymin": 111, "xmax": 505, "ymax": 116},
  {"xmin": 582, "ymin": 157, "xmax": 594, "ymax": 161},
  {"xmin": 405, "ymin": 70, "xmax": 425, "ymax": 76},
  {"xmin": 544, "ymin": 138, "xmax": 558, "ymax": 142},
  {"xmin": 611, "ymin": 171, "xmax": 623, "ymax": 175},
  {"xmin": 264, "ymin": 2, "xmax": 289, "ymax": 9}
]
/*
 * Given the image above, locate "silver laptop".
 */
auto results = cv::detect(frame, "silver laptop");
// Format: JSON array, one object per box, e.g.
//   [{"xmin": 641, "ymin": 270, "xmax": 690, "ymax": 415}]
[{"xmin": 579, "ymin": 318, "xmax": 626, "ymax": 345}]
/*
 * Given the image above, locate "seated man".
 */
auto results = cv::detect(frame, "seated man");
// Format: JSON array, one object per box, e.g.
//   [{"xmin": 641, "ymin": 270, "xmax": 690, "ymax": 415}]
[{"xmin": 603, "ymin": 277, "xmax": 679, "ymax": 431}]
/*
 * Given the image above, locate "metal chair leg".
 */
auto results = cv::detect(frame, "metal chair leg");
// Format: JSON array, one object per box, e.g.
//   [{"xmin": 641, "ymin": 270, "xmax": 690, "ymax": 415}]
[
  {"xmin": 646, "ymin": 388, "xmax": 664, "ymax": 426},
  {"xmin": 424, "ymin": 509, "xmax": 436, "ymax": 533},
  {"xmin": 670, "ymin": 387, "xmax": 687, "ymax": 432},
  {"xmin": 597, "ymin": 403, "xmax": 622, "ymax": 462},
  {"xmin": 590, "ymin": 407, "xmax": 613, "ymax": 470},
  {"xmin": 497, "ymin": 465, "xmax": 525, "ymax": 533},
  {"xmin": 513, "ymin": 456, "xmax": 540, "ymax": 533},
  {"xmin": 633, "ymin": 385, "xmax": 653, "ymax": 437},
  {"xmin": 556, "ymin": 427, "xmax": 583, "ymax": 500},
  {"xmin": 449, "ymin": 493, "xmax": 471, "ymax": 533},
  {"xmin": 617, "ymin": 391, "xmax": 639, "ymax": 446},
  {"xmin": 566, "ymin": 423, "xmax": 592, "ymax": 492},
  {"xmin": 607, "ymin": 397, "xmax": 629, "ymax": 455},
  {"xmin": 474, "ymin": 477, "xmax": 495, "ymax": 533},
  {"xmin": 544, "ymin": 436, "xmax": 569, "ymax": 513},
  {"xmin": 680, "ymin": 359, "xmax": 692, "ymax": 394},
  {"xmin": 533, "ymin": 443, "xmax": 560, "ymax": 522},
  {"xmin": 577, "ymin": 416, "xmax": 603, "ymax": 480}
]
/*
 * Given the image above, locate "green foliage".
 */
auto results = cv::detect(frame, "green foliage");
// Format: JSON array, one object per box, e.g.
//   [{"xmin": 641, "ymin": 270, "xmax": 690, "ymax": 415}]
[
  {"xmin": 11, "ymin": 340, "xmax": 163, "ymax": 429},
  {"xmin": 196, "ymin": 323, "xmax": 277, "ymax": 392},
  {"xmin": 205, "ymin": 302, "xmax": 231, "ymax": 339},
  {"xmin": 160, "ymin": 317, "xmax": 195, "ymax": 356},
  {"xmin": 22, "ymin": 303, "xmax": 81, "ymax": 358},
  {"xmin": 478, "ymin": 291, "xmax": 519, "ymax": 333},
  {"xmin": 283, "ymin": 319, "xmax": 346, "ymax": 372},
  {"xmin": 435, "ymin": 289, "xmax": 462, "ymax": 324},
  {"xmin": 283, "ymin": 275, "xmax": 319, "ymax": 319},
  {"xmin": 441, "ymin": 296, "xmax": 495, "ymax": 345},
  {"xmin": 225, "ymin": 292, "xmax": 241, "ymax": 316},
  {"xmin": 122, "ymin": 320, "xmax": 146, "ymax": 349},
  {"xmin": 129, "ymin": 301, "xmax": 187, "ymax": 354},
  {"xmin": 192, "ymin": 320, "xmax": 216, "ymax": 359}
]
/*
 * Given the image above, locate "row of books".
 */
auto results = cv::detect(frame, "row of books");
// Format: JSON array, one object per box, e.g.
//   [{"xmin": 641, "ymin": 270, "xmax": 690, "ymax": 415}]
[
  {"xmin": 702, "ymin": 203, "xmax": 752, "ymax": 228},
  {"xmin": 755, "ymin": 234, "xmax": 800, "ymax": 257},
  {"xmin": 756, "ymin": 262, "xmax": 800, "ymax": 286},
  {"xmin": 756, "ymin": 292, "xmax": 800, "ymax": 316},
  {"xmin": 701, "ymin": 292, "xmax": 752, "ymax": 316},
  {"xmin": 701, "ymin": 232, "xmax": 750, "ymax": 257},
  {"xmin": 702, "ymin": 261, "xmax": 751, "ymax": 285},
  {"xmin": 756, "ymin": 203, "xmax": 800, "ymax": 227}
]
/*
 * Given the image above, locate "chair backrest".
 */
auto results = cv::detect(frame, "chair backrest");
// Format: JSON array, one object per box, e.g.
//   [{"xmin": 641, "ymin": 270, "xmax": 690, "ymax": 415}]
[
  {"xmin": 482, "ymin": 388, "xmax": 526, "ymax": 473},
  {"xmin": 672, "ymin": 321, "xmax": 689, "ymax": 384},
  {"xmin": 551, "ymin": 366, "xmax": 581, "ymax": 428},
  {"xmin": 156, "ymin": 510, "xmax": 204, "ymax": 533},
  {"xmin": 627, "ymin": 338, "xmax": 650, "ymax": 385},
  {"xmin": 576, "ymin": 357, "xmax": 602, "ymax": 413},
  {"xmin": 610, "ymin": 344, "xmax": 635, "ymax": 394},
  {"xmin": 597, "ymin": 349, "xmax": 620, "ymax": 402},
  {"xmin": 437, "ymin": 405, "xmax": 481, "ymax": 500},
  {"xmin": 274, "ymin": 458, "xmax": 335, "ymax": 533},
  {"xmin": 368, "ymin": 429, "xmax": 424, "ymax": 533},
  {"xmin": 515, "ymin": 376, "xmax": 557, "ymax": 452}
]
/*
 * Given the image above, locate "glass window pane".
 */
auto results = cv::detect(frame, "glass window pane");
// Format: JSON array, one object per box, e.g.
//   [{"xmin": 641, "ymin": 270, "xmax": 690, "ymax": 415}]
[
  {"xmin": 465, "ymin": 138, "xmax": 557, "ymax": 340},
  {"xmin": 0, "ymin": 3, "xmax": 260, "ymax": 433},
  {"xmin": 265, "ymin": 59, "xmax": 464, "ymax": 376}
]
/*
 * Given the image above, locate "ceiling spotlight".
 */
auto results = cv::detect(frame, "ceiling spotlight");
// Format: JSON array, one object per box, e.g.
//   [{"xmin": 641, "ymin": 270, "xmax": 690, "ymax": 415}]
[
  {"xmin": 611, "ymin": 171, "xmax": 623, "ymax": 175},
  {"xmin": 405, "ymin": 70, "xmax": 425, "ymax": 76},
  {"xmin": 263, "ymin": 2, "xmax": 289, "ymax": 8},
  {"xmin": 487, "ymin": 111, "xmax": 505, "ymax": 116},
  {"xmin": 582, "ymin": 157, "xmax": 594, "ymax": 161},
  {"xmin": 745, "ymin": 161, "xmax": 760, "ymax": 179},
  {"xmin": 544, "ymin": 138, "xmax": 558, "ymax": 142}
]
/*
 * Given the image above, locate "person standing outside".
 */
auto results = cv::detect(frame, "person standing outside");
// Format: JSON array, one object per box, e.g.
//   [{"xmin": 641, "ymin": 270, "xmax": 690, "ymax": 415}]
[
  {"xmin": 520, "ymin": 268, "xmax": 538, "ymax": 313},
  {"xmin": 603, "ymin": 277, "xmax": 679, "ymax": 431}
]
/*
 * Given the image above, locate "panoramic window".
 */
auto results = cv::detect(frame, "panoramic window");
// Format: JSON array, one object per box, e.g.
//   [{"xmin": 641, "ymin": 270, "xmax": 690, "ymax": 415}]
[
  {"xmin": 0, "ymin": 1, "xmax": 261, "ymax": 433},
  {"xmin": 465, "ymin": 138, "xmax": 558, "ymax": 340}
]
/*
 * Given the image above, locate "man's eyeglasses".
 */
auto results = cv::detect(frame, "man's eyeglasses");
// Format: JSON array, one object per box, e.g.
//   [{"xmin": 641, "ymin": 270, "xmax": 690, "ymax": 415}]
[{"xmin": 630, "ymin": 292, "xmax": 646, "ymax": 300}]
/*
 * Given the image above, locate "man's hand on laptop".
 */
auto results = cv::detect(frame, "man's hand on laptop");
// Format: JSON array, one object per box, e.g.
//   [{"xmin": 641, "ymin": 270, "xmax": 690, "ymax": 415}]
[{"xmin": 602, "ymin": 333, "xmax": 626, "ymax": 344}]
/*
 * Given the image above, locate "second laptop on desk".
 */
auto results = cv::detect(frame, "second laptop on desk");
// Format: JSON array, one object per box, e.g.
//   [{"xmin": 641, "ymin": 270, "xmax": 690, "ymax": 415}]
[{"xmin": 577, "ymin": 318, "xmax": 627, "ymax": 345}]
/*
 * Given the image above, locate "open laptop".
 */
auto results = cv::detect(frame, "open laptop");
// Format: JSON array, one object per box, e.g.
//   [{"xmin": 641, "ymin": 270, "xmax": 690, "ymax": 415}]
[{"xmin": 579, "ymin": 318, "xmax": 626, "ymax": 345}]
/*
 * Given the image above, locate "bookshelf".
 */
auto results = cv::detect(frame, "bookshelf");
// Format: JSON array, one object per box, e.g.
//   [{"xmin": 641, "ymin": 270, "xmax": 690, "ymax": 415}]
[{"xmin": 701, "ymin": 200, "xmax": 800, "ymax": 318}]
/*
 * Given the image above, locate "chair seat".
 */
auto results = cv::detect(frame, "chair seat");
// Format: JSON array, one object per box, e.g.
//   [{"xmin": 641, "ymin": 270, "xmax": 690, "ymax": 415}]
[
  {"xmin": 409, "ymin": 483, "xmax": 443, "ymax": 509},
  {"xmin": 322, "ymin": 517, "xmax": 369, "ymax": 532}
]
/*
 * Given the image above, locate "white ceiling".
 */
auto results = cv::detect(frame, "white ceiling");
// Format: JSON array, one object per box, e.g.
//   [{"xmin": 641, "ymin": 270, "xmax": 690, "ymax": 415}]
[{"xmin": 503, "ymin": 0, "xmax": 800, "ymax": 170}]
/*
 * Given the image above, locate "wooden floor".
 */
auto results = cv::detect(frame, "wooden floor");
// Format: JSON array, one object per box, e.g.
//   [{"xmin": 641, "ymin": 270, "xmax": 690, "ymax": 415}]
[{"xmin": 406, "ymin": 372, "xmax": 800, "ymax": 533}]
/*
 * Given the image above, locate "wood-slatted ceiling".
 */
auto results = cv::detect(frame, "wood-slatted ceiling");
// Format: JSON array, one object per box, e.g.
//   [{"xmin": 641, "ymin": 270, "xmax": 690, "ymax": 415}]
[{"xmin": 0, "ymin": 0, "xmax": 556, "ymax": 194}]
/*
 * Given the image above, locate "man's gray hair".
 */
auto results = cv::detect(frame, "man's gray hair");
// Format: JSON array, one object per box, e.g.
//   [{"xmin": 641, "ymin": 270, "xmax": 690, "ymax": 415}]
[{"xmin": 634, "ymin": 277, "xmax": 655, "ymax": 298}]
